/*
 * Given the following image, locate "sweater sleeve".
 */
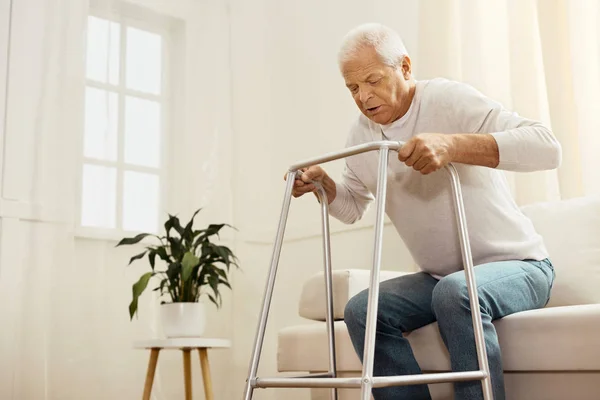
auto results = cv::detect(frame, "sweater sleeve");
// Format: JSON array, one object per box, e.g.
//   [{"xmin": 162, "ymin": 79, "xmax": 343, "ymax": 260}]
[
  {"xmin": 328, "ymin": 161, "xmax": 374, "ymax": 224},
  {"xmin": 449, "ymin": 82, "xmax": 562, "ymax": 172}
]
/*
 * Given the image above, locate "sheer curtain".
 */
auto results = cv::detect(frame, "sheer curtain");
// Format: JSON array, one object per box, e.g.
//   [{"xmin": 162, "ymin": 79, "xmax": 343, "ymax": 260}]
[
  {"xmin": 417, "ymin": 0, "xmax": 600, "ymax": 205},
  {"xmin": 0, "ymin": 0, "xmax": 234, "ymax": 399}
]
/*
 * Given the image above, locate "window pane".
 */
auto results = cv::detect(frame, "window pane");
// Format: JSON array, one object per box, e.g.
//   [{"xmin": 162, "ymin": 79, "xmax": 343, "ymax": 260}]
[
  {"xmin": 84, "ymin": 87, "xmax": 118, "ymax": 161},
  {"xmin": 126, "ymin": 27, "xmax": 162, "ymax": 94},
  {"xmin": 86, "ymin": 16, "xmax": 120, "ymax": 85},
  {"xmin": 81, "ymin": 164, "xmax": 117, "ymax": 228},
  {"xmin": 123, "ymin": 171, "xmax": 159, "ymax": 233},
  {"xmin": 124, "ymin": 96, "xmax": 160, "ymax": 167}
]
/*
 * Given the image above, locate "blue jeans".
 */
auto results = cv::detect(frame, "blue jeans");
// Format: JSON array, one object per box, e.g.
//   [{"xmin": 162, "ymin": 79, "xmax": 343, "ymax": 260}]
[{"xmin": 344, "ymin": 259, "xmax": 555, "ymax": 400}]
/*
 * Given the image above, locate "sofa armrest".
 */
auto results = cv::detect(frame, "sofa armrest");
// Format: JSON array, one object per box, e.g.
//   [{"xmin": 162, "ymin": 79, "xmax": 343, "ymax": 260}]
[{"xmin": 298, "ymin": 269, "xmax": 414, "ymax": 321}]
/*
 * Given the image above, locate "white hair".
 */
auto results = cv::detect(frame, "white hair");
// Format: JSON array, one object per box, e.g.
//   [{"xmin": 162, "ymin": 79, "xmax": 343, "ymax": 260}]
[{"xmin": 338, "ymin": 23, "xmax": 408, "ymax": 69}]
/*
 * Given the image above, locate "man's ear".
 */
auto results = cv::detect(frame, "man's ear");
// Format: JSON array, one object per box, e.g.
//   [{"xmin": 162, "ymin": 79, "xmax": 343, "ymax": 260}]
[{"xmin": 400, "ymin": 55, "xmax": 412, "ymax": 78}]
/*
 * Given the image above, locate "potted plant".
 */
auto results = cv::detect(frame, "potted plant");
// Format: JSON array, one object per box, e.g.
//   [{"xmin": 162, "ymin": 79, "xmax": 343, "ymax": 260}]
[{"xmin": 117, "ymin": 209, "xmax": 238, "ymax": 337}]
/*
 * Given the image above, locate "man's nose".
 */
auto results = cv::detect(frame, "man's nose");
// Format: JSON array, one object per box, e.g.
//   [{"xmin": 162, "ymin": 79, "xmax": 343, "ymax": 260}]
[{"xmin": 359, "ymin": 87, "xmax": 372, "ymax": 104}]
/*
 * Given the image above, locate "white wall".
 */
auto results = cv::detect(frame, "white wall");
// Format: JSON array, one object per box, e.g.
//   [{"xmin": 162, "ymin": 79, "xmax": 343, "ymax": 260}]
[{"xmin": 229, "ymin": 1, "xmax": 420, "ymax": 399}]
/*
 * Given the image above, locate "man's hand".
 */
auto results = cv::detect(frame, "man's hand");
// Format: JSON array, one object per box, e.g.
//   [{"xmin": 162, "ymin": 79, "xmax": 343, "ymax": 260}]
[
  {"xmin": 284, "ymin": 165, "xmax": 337, "ymax": 203},
  {"xmin": 284, "ymin": 165, "xmax": 326, "ymax": 198},
  {"xmin": 398, "ymin": 133, "xmax": 454, "ymax": 175}
]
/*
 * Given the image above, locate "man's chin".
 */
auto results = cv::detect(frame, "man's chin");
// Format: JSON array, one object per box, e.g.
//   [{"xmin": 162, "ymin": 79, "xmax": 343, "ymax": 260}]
[{"xmin": 363, "ymin": 112, "xmax": 388, "ymax": 125}]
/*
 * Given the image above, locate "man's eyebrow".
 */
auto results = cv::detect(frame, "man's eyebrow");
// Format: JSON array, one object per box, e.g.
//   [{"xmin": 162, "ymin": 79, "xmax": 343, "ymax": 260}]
[{"xmin": 365, "ymin": 73, "xmax": 382, "ymax": 81}]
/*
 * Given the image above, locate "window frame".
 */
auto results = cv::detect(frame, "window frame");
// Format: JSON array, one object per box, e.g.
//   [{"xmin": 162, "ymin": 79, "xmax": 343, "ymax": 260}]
[{"xmin": 75, "ymin": 8, "xmax": 172, "ymax": 240}]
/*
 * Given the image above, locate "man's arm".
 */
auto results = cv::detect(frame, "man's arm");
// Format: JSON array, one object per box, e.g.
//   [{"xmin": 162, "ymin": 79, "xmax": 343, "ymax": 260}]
[
  {"xmin": 399, "ymin": 83, "xmax": 562, "ymax": 174},
  {"xmin": 328, "ymin": 162, "xmax": 374, "ymax": 224},
  {"xmin": 399, "ymin": 132, "xmax": 499, "ymax": 174},
  {"xmin": 448, "ymin": 133, "xmax": 499, "ymax": 168},
  {"xmin": 296, "ymin": 163, "xmax": 373, "ymax": 224}
]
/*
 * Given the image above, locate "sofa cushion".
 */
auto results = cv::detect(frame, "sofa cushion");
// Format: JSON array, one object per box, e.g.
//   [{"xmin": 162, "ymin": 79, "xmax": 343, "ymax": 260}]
[
  {"xmin": 298, "ymin": 269, "xmax": 412, "ymax": 321},
  {"xmin": 520, "ymin": 196, "xmax": 600, "ymax": 307},
  {"xmin": 278, "ymin": 304, "xmax": 600, "ymax": 372}
]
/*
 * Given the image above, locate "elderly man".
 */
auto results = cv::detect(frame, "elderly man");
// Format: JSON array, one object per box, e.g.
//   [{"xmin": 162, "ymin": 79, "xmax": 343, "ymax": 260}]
[{"xmin": 290, "ymin": 23, "xmax": 560, "ymax": 400}]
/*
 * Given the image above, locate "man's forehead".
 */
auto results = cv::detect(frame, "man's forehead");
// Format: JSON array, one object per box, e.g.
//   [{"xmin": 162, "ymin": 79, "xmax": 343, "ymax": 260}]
[
  {"xmin": 342, "ymin": 48, "xmax": 386, "ymax": 79},
  {"xmin": 343, "ymin": 62, "xmax": 386, "ymax": 83}
]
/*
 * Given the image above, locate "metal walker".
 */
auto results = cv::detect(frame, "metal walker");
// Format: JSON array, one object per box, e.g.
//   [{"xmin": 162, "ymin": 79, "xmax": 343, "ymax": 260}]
[{"xmin": 243, "ymin": 141, "xmax": 494, "ymax": 400}]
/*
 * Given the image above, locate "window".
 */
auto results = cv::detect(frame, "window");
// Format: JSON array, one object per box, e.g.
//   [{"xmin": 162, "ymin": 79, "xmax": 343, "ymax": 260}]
[{"xmin": 80, "ymin": 14, "xmax": 168, "ymax": 235}]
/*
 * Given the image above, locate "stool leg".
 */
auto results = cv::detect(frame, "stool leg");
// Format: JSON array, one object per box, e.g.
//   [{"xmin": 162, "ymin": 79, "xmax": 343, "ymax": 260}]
[
  {"xmin": 183, "ymin": 349, "xmax": 192, "ymax": 400},
  {"xmin": 198, "ymin": 348, "xmax": 214, "ymax": 400},
  {"xmin": 143, "ymin": 349, "xmax": 160, "ymax": 400}
]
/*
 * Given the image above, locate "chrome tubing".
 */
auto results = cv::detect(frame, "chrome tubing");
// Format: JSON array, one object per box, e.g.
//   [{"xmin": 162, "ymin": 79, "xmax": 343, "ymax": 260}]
[
  {"xmin": 243, "ymin": 173, "xmax": 296, "ymax": 400},
  {"xmin": 253, "ymin": 370, "xmax": 487, "ymax": 389},
  {"xmin": 314, "ymin": 180, "xmax": 338, "ymax": 400},
  {"xmin": 445, "ymin": 164, "xmax": 493, "ymax": 399},
  {"xmin": 244, "ymin": 141, "xmax": 493, "ymax": 400},
  {"xmin": 360, "ymin": 146, "xmax": 390, "ymax": 400}
]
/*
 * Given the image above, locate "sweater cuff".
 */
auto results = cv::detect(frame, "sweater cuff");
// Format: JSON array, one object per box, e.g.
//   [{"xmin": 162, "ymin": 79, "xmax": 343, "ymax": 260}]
[
  {"xmin": 327, "ymin": 181, "xmax": 346, "ymax": 216},
  {"xmin": 490, "ymin": 130, "xmax": 519, "ymax": 169}
]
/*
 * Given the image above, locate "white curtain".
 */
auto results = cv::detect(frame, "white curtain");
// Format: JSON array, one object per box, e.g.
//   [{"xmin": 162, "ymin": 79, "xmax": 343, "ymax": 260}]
[
  {"xmin": 0, "ymin": 0, "xmax": 234, "ymax": 399},
  {"xmin": 0, "ymin": 1, "xmax": 156, "ymax": 399},
  {"xmin": 417, "ymin": 0, "xmax": 600, "ymax": 205}
]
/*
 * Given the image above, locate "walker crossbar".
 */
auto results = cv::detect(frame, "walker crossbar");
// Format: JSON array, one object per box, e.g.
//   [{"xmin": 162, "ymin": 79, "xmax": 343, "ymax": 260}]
[
  {"xmin": 254, "ymin": 370, "xmax": 487, "ymax": 388},
  {"xmin": 243, "ymin": 141, "xmax": 494, "ymax": 400}
]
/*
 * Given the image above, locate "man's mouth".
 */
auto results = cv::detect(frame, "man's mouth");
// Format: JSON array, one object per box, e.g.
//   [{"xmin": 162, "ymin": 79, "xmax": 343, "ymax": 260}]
[{"xmin": 367, "ymin": 106, "xmax": 381, "ymax": 113}]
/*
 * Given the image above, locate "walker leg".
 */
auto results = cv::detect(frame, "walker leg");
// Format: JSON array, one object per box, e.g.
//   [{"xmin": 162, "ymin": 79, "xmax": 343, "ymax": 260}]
[
  {"xmin": 315, "ymin": 185, "xmax": 338, "ymax": 400},
  {"xmin": 446, "ymin": 165, "xmax": 494, "ymax": 399},
  {"xmin": 243, "ymin": 173, "xmax": 296, "ymax": 400},
  {"xmin": 360, "ymin": 148, "xmax": 390, "ymax": 400}
]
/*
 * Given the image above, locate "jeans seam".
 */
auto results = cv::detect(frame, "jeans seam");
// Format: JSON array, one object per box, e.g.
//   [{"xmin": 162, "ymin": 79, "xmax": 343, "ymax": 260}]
[{"xmin": 474, "ymin": 270, "xmax": 527, "ymax": 290}]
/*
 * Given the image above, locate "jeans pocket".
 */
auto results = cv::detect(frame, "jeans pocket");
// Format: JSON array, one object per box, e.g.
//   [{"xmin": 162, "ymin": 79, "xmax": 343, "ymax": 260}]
[
  {"xmin": 525, "ymin": 258, "xmax": 555, "ymax": 306},
  {"xmin": 541, "ymin": 259, "xmax": 555, "ymax": 305}
]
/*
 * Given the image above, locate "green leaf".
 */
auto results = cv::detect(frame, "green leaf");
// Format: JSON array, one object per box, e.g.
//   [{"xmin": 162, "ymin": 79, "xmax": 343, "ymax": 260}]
[
  {"xmin": 208, "ymin": 274, "xmax": 219, "ymax": 297},
  {"xmin": 153, "ymin": 278, "xmax": 168, "ymax": 294},
  {"xmin": 168, "ymin": 237, "xmax": 184, "ymax": 260},
  {"xmin": 164, "ymin": 214, "xmax": 184, "ymax": 237},
  {"xmin": 155, "ymin": 246, "xmax": 170, "ymax": 262},
  {"xmin": 128, "ymin": 250, "xmax": 147, "ymax": 265},
  {"xmin": 129, "ymin": 272, "xmax": 154, "ymax": 319},
  {"xmin": 129, "ymin": 298, "xmax": 139, "ymax": 319},
  {"xmin": 213, "ymin": 245, "xmax": 231, "ymax": 265},
  {"xmin": 194, "ymin": 224, "xmax": 230, "ymax": 246},
  {"xmin": 181, "ymin": 251, "xmax": 200, "ymax": 283},
  {"xmin": 219, "ymin": 278, "xmax": 231, "ymax": 289},
  {"xmin": 117, "ymin": 233, "xmax": 151, "ymax": 247},
  {"xmin": 183, "ymin": 209, "xmax": 202, "ymax": 244},
  {"xmin": 148, "ymin": 250, "xmax": 156, "ymax": 270},
  {"xmin": 215, "ymin": 268, "xmax": 227, "ymax": 279},
  {"xmin": 208, "ymin": 294, "xmax": 219, "ymax": 308}
]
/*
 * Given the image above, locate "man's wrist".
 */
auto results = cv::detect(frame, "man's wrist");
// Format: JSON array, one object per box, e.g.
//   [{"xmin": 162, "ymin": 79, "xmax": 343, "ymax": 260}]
[
  {"xmin": 322, "ymin": 175, "xmax": 337, "ymax": 204},
  {"xmin": 447, "ymin": 134, "xmax": 459, "ymax": 163}
]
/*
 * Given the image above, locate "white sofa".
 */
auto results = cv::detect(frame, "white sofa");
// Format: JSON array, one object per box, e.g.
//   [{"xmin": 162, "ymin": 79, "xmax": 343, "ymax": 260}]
[{"xmin": 277, "ymin": 196, "xmax": 600, "ymax": 399}]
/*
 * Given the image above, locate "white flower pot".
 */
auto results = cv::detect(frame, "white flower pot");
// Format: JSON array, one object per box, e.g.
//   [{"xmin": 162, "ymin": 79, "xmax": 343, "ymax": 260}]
[{"xmin": 160, "ymin": 302, "xmax": 206, "ymax": 338}]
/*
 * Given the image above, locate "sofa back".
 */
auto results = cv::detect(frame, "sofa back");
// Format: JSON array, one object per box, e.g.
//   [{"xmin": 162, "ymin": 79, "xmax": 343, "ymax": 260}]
[
  {"xmin": 298, "ymin": 196, "xmax": 600, "ymax": 320},
  {"xmin": 520, "ymin": 196, "xmax": 600, "ymax": 307}
]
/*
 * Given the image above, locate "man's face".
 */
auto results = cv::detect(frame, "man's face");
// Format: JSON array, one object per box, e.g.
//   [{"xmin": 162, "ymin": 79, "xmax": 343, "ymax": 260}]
[{"xmin": 342, "ymin": 46, "xmax": 412, "ymax": 125}]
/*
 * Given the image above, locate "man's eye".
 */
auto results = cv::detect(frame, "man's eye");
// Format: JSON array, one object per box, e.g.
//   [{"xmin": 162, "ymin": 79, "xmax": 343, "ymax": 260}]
[
  {"xmin": 350, "ymin": 87, "xmax": 359, "ymax": 93},
  {"xmin": 369, "ymin": 79, "xmax": 381, "ymax": 85}
]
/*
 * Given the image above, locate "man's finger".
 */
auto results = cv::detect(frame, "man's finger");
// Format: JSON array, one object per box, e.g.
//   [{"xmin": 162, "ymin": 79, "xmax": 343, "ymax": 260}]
[
  {"xmin": 413, "ymin": 157, "xmax": 428, "ymax": 171},
  {"xmin": 295, "ymin": 184, "xmax": 315, "ymax": 194},
  {"xmin": 398, "ymin": 139, "xmax": 416, "ymax": 162},
  {"xmin": 421, "ymin": 165, "xmax": 436, "ymax": 175},
  {"xmin": 404, "ymin": 149, "xmax": 422, "ymax": 167},
  {"xmin": 303, "ymin": 167, "xmax": 322, "ymax": 182}
]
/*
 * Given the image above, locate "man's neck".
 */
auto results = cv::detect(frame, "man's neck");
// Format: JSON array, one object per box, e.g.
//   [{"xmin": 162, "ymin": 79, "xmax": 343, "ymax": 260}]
[{"xmin": 390, "ymin": 81, "xmax": 417, "ymax": 123}]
